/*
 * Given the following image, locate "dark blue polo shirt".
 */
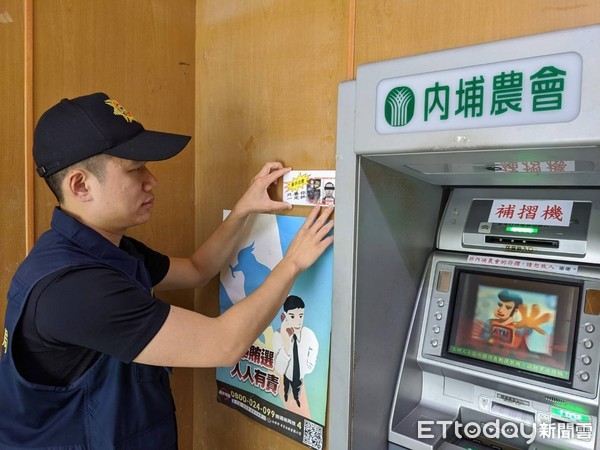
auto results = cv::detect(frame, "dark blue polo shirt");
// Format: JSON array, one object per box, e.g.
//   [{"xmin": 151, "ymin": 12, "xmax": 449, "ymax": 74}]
[
  {"xmin": 1, "ymin": 207, "xmax": 178, "ymax": 448},
  {"xmin": 13, "ymin": 209, "xmax": 171, "ymax": 386}
]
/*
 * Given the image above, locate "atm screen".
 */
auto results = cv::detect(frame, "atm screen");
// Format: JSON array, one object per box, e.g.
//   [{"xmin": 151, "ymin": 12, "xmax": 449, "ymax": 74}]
[{"xmin": 445, "ymin": 270, "xmax": 580, "ymax": 383}]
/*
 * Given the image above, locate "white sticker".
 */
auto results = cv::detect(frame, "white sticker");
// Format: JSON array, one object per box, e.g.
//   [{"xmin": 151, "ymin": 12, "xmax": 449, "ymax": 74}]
[
  {"xmin": 488, "ymin": 199, "xmax": 573, "ymax": 227},
  {"xmin": 467, "ymin": 255, "xmax": 578, "ymax": 274},
  {"xmin": 283, "ymin": 170, "xmax": 336, "ymax": 207}
]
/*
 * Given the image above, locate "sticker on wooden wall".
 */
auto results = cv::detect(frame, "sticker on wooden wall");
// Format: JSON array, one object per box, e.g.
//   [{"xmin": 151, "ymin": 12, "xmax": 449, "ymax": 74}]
[{"xmin": 283, "ymin": 170, "xmax": 336, "ymax": 207}]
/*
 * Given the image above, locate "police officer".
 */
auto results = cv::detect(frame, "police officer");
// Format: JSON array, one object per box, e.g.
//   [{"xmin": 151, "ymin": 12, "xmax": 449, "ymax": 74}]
[{"xmin": 0, "ymin": 92, "xmax": 334, "ymax": 449}]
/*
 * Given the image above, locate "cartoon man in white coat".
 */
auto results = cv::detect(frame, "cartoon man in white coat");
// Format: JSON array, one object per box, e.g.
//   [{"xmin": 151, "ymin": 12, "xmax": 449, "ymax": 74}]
[{"xmin": 273, "ymin": 295, "xmax": 318, "ymax": 410}]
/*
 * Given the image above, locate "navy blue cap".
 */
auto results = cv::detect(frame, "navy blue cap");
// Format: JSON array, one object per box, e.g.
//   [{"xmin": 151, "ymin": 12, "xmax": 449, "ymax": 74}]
[{"xmin": 33, "ymin": 92, "xmax": 191, "ymax": 178}]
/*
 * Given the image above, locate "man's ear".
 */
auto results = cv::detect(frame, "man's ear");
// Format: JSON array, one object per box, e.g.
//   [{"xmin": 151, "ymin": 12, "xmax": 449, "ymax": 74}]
[{"xmin": 65, "ymin": 169, "xmax": 93, "ymax": 202}]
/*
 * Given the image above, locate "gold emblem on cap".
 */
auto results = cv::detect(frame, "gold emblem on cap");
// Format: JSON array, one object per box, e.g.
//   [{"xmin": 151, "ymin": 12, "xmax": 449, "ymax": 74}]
[{"xmin": 104, "ymin": 99, "xmax": 137, "ymax": 123}]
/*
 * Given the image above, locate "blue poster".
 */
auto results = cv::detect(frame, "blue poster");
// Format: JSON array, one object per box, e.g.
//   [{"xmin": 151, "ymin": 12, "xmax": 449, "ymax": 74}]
[{"xmin": 217, "ymin": 212, "xmax": 332, "ymax": 450}]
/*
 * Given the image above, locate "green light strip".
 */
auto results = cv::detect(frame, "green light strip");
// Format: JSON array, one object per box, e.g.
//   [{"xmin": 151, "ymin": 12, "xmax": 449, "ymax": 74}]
[{"xmin": 505, "ymin": 226, "xmax": 538, "ymax": 234}]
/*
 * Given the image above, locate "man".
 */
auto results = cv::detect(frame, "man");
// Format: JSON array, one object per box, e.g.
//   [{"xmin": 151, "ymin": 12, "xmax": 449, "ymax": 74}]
[
  {"xmin": 273, "ymin": 295, "xmax": 318, "ymax": 409},
  {"xmin": 306, "ymin": 178, "xmax": 321, "ymax": 204},
  {"xmin": 0, "ymin": 92, "xmax": 334, "ymax": 449},
  {"xmin": 323, "ymin": 181, "xmax": 335, "ymax": 206}
]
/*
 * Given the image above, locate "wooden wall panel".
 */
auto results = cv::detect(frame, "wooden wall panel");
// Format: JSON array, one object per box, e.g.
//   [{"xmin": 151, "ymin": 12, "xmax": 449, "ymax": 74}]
[
  {"xmin": 14, "ymin": 1, "xmax": 597, "ymax": 450},
  {"xmin": 32, "ymin": 1, "xmax": 196, "ymax": 448},
  {"xmin": 0, "ymin": 0, "xmax": 26, "ymax": 345},
  {"xmin": 355, "ymin": 0, "xmax": 600, "ymax": 68},
  {"xmin": 194, "ymin": 1, "xmax": 349, "ymax": 449}
]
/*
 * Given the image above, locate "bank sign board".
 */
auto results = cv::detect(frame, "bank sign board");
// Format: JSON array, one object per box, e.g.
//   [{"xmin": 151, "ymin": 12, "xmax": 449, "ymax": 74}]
[{"xmin": 376, "ymin": 52, "xmax": 582, "ymax": 134}]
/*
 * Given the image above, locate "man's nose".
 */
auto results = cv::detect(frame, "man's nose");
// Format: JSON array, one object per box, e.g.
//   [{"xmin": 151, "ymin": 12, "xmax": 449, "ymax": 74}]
[{"xmin": 143, "ymin": 167, "xmax": 158, "ymax": 190}]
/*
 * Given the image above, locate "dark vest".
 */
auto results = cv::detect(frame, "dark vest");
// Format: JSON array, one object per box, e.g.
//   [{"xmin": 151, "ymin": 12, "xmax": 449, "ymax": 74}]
[{"xmin": 0, "ymin": 209, "xmax": 177, "ymax": 449}]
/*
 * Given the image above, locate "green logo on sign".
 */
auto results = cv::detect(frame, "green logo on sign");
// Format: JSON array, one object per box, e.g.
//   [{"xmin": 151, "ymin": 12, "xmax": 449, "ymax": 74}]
[{"xmin": 385, "ymin": 86, "xmax": 415, "ymax": 126}]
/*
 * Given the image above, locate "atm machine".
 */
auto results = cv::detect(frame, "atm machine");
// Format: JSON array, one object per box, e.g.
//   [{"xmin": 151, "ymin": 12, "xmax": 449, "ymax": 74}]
[
  {"xmin": 389, "ymin": 188, "xmax": 600, "ymax": 450},
  {"xmin": 329, "ymin": 25, "xmax": 600, "ymax": 450}
]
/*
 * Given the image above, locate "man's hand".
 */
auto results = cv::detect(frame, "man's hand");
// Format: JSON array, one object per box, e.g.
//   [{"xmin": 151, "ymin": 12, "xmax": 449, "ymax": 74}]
[
  {"xmin": 230, "ymin": 162, "xmax": 293, "ymax": 219},
  {"xmin": 280, "ymin": 312, "xmax": 294, "ymax": 337},
  {"xmin": 281, "ymin": 205, "xmax": 334, "ymax": 274},
  {"xmin": 279, "ymin": 313, "xmax": 293, "ymax": 352},
  {"xmin": 513, "ymin": 303, "xmax": 552, "ymax": 334}
]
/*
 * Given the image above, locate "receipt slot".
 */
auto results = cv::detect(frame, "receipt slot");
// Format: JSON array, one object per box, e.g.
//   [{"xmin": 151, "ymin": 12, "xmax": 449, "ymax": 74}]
[{"xmin": 328, "ymin": 26, "xmax": 600, "ymax": 450}]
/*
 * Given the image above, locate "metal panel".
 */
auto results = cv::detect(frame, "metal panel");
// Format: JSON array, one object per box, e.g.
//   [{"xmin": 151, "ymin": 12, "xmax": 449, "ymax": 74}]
[
  {"xmin": 437, "ymin": 188, "xmax": 600, "ymax": 264},
  {"xmin": 329, "ymin": 80, "xmax": 358, "ymax": 450},
  {"xmin": 368, "ymin": 146, "xmax": 600, "ymax": 186},
  {"xmin": 352, "ymin": 158, "xmax": 442, "ymax": 450}
]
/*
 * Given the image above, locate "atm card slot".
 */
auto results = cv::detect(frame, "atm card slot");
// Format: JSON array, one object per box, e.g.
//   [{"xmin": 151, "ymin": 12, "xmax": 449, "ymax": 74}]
[{"xmin": 484, "ymin": 236, "xmax": 559, "ymax": 248}]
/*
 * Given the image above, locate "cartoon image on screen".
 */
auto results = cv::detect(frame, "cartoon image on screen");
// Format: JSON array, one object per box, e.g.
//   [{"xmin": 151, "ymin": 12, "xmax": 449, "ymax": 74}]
[
  {"xmin": 478, "ymin": 287, "xmax": 555, "ymax": 354},
  {"xmin": 446, "ymin": 272, "xmax": 580, "ymax": 382}
]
